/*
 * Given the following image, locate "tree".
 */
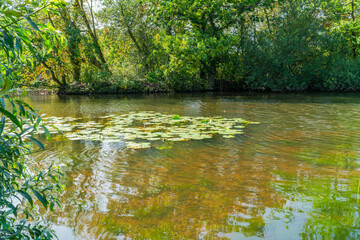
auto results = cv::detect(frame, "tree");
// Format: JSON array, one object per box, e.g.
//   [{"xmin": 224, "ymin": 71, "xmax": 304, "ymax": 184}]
[{"xmin": 148, "ymin": 0, "xmax": 262, "ymax": 90}]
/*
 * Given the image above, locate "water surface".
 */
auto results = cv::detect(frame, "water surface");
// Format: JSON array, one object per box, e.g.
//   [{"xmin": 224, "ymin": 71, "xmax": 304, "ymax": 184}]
[{"xmin": 27, "ymin": 93, "xmax": 360, "ymax": 239}]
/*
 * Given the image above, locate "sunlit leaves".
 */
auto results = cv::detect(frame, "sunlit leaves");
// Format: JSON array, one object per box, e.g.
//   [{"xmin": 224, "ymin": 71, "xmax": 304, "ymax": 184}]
[
  {"xmin": 0, "ymin": 1, "xmax": 64, "ymax": 238},
  {"xmin": 0, "ymin": 0, "xmax": 66, "ymax": 92}
]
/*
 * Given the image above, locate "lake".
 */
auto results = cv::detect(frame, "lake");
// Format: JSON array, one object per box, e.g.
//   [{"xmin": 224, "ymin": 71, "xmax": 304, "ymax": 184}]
[{"xmin": 27, "ymin": 93, "xmax": 360, "ymax": 239}]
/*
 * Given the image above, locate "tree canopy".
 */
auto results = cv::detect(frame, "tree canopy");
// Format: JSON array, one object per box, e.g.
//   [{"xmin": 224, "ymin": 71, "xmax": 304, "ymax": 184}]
[{"xmin": 9, "ymin": 0, "xmax": 360, "ymax": 93}]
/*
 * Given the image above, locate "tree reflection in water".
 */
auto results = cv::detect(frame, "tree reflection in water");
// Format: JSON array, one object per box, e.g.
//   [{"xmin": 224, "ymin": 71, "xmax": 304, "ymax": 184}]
[{"xmin": 28, "ymin": 93, "xmax": 360, "ymax": 239}]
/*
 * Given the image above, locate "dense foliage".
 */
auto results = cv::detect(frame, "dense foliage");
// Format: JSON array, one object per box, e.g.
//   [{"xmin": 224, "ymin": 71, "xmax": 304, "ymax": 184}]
[
  {"xmin": 0, "ymin": 95, "xmax": 63, "ymax": 239},
  {"xmin": 14, "ymin": 0, "xmax": 360, "ymax": 92},
  {"xmin": 0, "ymin": 0, "xmax": 63, "ymax": 238}
]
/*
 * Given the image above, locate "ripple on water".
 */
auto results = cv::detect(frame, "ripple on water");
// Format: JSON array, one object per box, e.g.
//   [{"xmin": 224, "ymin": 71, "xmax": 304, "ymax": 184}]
[{"xmin": 28, "ymin": 93, "xmax": 360, "ymax": 239}]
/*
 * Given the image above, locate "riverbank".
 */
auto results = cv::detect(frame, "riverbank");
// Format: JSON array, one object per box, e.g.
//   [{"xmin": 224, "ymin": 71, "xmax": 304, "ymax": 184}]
[{"xmin": 14, "ymin": 83, "xmax": 360, "ymax": 96}]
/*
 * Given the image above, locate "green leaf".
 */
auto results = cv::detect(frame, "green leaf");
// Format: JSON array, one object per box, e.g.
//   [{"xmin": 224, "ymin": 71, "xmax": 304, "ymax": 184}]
[
  {"xmin": 0, "ymin": 116, "xmax": 5, "ymax": 135},
  {"xmin": 5, "ymin": 95, "xmax": 17, "ymax": 116},
  {"xmin": 0, "ymin": 77, "xmax": 13, "ymax": 94},
  {"xmin": 15, "ymin": 100, "xmax": 35, "ymax": 111},
  {"xmin": 31, "ymin": 189, "xmax": 48, "ymax": 209},
  {"xmin": 35, "ymin": 116, "xmax": 41, "ymax": 129},
  {"xmin": 4, "ymin": 200, "xmax": 17, "ymax": 217},
  {"xmin": 1, "ymin": 30, "xmax": 14, "ymax": 49},
  {"xmin": 40, "ymin": 125, "xmax": 51, "ymax": 142},
  {"xmin": 18, "ymin": 190, "xmax": 34, "ymax": 206},
  {"xmin": 0, "ymin": 107, "xmax": 22, "ymax": 129},
  {"xmin": 20, "ymin": 35, "xmax": 35, "ymax": 54},
  {"xmin": 0, "ymin": 62, "xmax": 12, "ymax": 76},
  {"xmin": 24, "ymin": 16, "xmax": 41, "ymax": 32},
  {"xmin": 0, "ymin": 97, "xmax": 5, "ymax": 108},
  {"xmin": 17, "ymin": 102, "xmax": 25, "ymax": 115},
  {"xmin": 41, "ymin": 125, "xmax": 51, "ymax": 141},
  {"xmin": 20, "ymin": 127, "xmax": 34, "ymax": 136},
  {"xmin": 28, "ymin": 136, "xmax": 45, "ymax": 150},
  {"xmin": 15, "ymin": 36, "xmax": 21, "ymax": 53},
  {"xmin": 4, "ymin": 10, "xmax": 23, "ymax": 17}
]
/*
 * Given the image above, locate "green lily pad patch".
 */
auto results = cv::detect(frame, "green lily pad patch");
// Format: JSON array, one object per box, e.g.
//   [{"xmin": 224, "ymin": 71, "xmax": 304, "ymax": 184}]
[{"xmin": 39, "ymin": 112, "xmax": 258, "ymax": 149}]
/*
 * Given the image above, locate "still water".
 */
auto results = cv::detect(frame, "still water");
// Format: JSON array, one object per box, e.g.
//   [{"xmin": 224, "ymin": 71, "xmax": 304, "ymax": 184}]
[{"xmin": 27, "ymin": 93, "xmax": 360, "ymax": 239}]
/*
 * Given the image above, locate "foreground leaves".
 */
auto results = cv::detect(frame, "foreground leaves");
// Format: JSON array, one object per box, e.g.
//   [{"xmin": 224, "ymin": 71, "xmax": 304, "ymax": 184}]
[{"xmin": 0, "ymin": 95, "xmax": 64, "ymax": 239}]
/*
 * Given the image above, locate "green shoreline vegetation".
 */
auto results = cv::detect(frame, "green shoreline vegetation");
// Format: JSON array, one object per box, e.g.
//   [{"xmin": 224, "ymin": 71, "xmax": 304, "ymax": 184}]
[{"xmin": 10, "ymin": 0, "xmax": 360, "ymax": 94}]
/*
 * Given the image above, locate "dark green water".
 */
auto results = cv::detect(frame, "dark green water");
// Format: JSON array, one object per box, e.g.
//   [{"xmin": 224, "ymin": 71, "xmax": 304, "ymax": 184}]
[{"xmin": 27, "ymin": 93, "xmax": 360, "ymax": 239}]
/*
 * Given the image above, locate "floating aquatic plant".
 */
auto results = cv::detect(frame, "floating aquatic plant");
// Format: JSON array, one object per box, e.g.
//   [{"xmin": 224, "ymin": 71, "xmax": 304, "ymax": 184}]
[
  {"xmin": 38, "ymin": 112, "xmax": 258, "ymax": 149},
  {"xmin": 126, "ymin": 142, "xmax": 151, "ymax": 149}
]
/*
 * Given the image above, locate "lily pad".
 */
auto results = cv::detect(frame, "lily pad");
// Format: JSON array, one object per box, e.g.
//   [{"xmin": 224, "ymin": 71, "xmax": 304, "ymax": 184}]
[
  {"xmin": 126, "ymin": 142, "xmax": 151, "ymax": 149},
  {"xmin": 39, "ymin": 111, "xmax": 258, "ymax": 147}
]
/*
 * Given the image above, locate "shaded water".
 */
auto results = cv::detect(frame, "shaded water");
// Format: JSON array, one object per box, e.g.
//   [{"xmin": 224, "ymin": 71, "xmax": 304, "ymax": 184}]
[{"xmin": 27, "ymin": 93, "xmax": 360, "ymax": 239}]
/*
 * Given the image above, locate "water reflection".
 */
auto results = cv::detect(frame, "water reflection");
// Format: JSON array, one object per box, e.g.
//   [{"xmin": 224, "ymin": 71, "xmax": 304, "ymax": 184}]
[{"xmin": 28, "ymin": 93, "xmax": 360, "ymax": 239}]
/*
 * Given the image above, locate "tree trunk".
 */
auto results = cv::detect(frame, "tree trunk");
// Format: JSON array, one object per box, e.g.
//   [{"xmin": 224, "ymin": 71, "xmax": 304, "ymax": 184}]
[
  {"xmin": 208, "ymin": 60, "xmax": 217, "ymax": 90},
  {"xmin": 42, "ymin": 61, "xmax": 67, "ymax": 90},
  {"xmin": 76, "ymin": 0, "xmax": 111, "ymax": 73},
  {"xmin": 351, "ymin": 0, "xmax": 357, "ymax": 58}
]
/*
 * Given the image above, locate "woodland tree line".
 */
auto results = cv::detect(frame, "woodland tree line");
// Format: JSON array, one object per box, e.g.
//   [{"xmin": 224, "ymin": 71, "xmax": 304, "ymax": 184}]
[{"xmin": 8, "ymin": 0, "xmax": 360, "ymax": 92}]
